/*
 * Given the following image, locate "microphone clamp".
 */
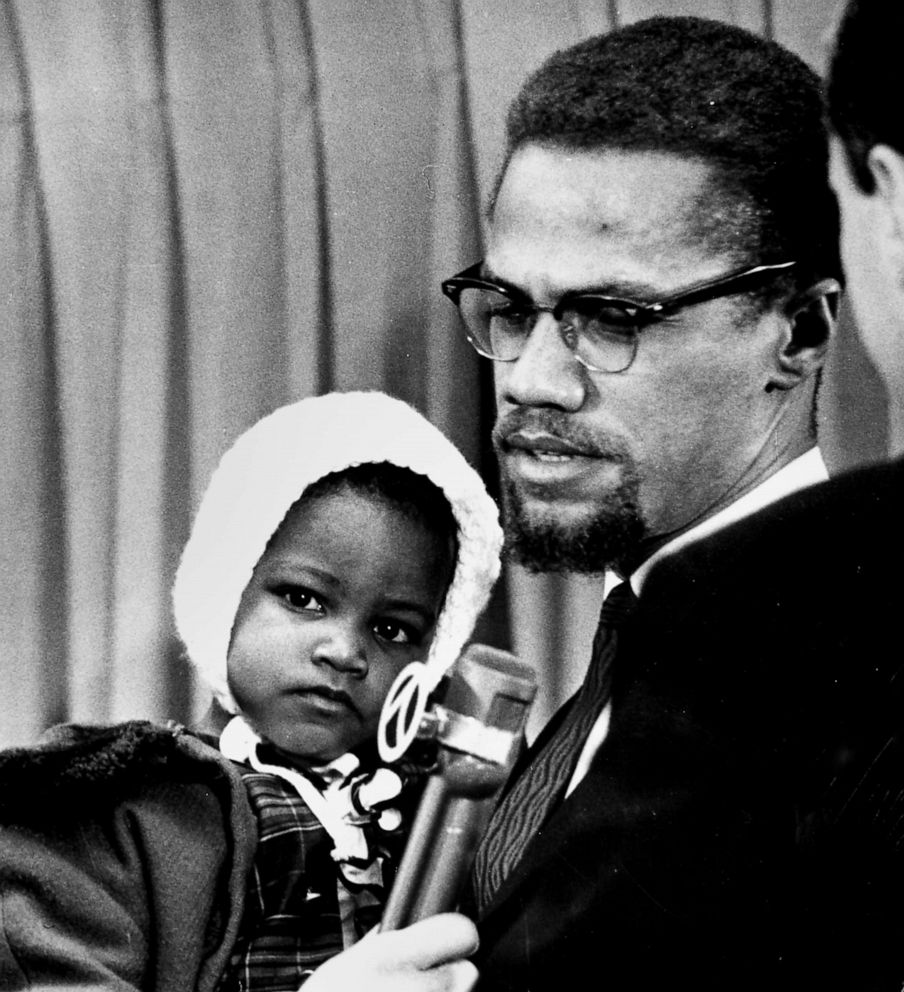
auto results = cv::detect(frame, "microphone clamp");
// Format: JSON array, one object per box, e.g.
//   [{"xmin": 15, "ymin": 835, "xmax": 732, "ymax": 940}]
[{"xmin": 429, "ymin": 705, "xmax": 521, "ymax": 766}]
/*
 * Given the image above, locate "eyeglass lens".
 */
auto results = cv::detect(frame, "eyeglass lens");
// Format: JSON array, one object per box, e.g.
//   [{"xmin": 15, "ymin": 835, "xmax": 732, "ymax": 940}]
[{"xmin": 455, "ymin": 286, "xmax": 638, "ymax": 373}]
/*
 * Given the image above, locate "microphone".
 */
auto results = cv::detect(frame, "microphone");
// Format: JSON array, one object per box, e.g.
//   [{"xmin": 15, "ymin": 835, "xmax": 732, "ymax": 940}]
[{"xmin": 380, "ymin": 643, "xmax": 537, "ymax": 930}]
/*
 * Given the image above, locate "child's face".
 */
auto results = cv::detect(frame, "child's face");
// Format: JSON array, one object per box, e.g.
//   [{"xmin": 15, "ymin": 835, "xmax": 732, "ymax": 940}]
[{"xmin": 227, "ymin": 486, "xmax": 454, "ymax": 767}]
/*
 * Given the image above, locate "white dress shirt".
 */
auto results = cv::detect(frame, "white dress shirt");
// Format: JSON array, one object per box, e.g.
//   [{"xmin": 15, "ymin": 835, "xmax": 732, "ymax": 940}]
[{"xmin": 568, "ymin": 447, "xmax": 829, "ymax": 794}]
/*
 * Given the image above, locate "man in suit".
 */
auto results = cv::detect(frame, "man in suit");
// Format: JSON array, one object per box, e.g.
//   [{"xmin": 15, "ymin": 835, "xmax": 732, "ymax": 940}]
[
  {"xmin": 438, "ymin": 15, "xmax": 896, "ymax": 991},
  {"xmin": 634, "ymin": 1, "xmax": 904, "ymax": 985},
  {"xmin": 624, "ymin": 5, "xmax": 904, "ymax": 985}
]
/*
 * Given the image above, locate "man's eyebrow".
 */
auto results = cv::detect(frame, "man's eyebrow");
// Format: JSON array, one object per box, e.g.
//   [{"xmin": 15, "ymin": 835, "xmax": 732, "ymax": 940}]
[
  {"xmin": 479, "ymin": 265, "xmax": 529, "ymax": 296},
  {"xmin": 570, "ymin": 278, "xmax": 664, "ymax": 301},
  {"xmin": 482, "ymin": 264, "xmax": 665, "ymax": 303}
]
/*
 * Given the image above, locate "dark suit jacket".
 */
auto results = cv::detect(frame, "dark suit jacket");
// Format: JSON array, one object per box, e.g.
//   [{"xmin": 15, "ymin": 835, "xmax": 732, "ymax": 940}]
[{"xmin": 474, "ymin": 457, "xmax": 904, "ymax": 991}]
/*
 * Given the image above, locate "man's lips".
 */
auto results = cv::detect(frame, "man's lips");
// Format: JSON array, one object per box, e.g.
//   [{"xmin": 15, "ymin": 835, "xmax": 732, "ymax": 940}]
[
  {"xmin": 500, "ymin": 430, "xmax": 598, "ymax": 460},
  {"xmin": 497, "ymin": 427, "xmax": 620, "ymax": 493}
]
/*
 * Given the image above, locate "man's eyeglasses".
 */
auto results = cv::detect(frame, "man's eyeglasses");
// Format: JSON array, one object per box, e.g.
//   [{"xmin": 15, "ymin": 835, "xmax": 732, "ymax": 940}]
[{"xmin": 441, "ymin": 260, "xmax": 797, "ymax": 373}]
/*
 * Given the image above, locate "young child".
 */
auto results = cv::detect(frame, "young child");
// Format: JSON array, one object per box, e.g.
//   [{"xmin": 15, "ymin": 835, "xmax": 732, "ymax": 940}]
[{"xmin": 0, "ymin": 390, "xmax": 502, "ymax": 992}]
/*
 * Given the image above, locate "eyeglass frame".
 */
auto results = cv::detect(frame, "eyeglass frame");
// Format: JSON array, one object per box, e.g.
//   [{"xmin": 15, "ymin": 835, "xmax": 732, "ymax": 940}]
[{"xmin": 440, "ymin": 259, "xmax": 798, "ymax": 373}]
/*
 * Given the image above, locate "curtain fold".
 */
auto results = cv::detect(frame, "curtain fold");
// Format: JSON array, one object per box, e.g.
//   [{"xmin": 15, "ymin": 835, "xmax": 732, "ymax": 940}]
[{"xmin": 0, "ymin": 0, "xmax": 884, "ymax": 747}]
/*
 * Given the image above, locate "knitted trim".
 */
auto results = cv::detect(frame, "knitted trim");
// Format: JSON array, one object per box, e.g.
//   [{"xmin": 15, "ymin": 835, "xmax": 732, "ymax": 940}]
[{"xmin": 172, "ymin": 391, "xmax": 502, "ymax": 713}]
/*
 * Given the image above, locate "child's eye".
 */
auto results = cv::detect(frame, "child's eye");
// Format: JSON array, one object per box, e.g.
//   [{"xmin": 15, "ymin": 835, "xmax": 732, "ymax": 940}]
[
  {"xmin": 275, "ymin": 585, "xmax": 325, "ymax": 614},
  {"xmin": 373, "ymin": 620, "xmax": 417, "ymax": 645}
]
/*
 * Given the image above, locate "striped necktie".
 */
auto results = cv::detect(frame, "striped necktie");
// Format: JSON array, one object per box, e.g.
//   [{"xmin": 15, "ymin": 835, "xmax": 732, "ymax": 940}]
[{"xmin": 469, "ymin": 580, "xmax": 638, "ymax": 914}]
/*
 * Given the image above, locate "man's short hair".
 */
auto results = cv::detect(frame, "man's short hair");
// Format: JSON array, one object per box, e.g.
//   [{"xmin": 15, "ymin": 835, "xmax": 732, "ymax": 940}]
[
  {"xmin": 828, "ymin": 1, "xmax": 904, "ymax": 193},
  {"xmin": 493, "ymin": 16, "xmax": 840, "ymax": 290}
]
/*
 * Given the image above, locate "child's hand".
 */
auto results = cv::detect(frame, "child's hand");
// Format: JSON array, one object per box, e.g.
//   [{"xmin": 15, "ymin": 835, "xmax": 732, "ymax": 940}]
[{"xmin": 302, "ymin": 912, "xmax": 479, "ymax": 992}]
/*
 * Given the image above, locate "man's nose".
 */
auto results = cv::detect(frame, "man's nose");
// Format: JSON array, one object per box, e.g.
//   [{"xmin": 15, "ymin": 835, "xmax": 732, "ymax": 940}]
[
  {"xmin": 311, "ymin": 623, "xmax": 369, "ymax": 678},
  {"xmin": 498, "ymin": 314, "xmax": 586, "ymax": 410}
]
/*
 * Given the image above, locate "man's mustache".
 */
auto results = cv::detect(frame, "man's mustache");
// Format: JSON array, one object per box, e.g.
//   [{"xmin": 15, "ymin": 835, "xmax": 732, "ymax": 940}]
[{"xmin": 493, "ymin": 408, "xmax": 625, "ymax": 461}]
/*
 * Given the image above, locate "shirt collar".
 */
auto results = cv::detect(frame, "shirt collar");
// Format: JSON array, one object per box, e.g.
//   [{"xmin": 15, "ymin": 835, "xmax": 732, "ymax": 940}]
[{"xmin": 603, "ymin": 447, "xmax": 829, "ymax": 598}]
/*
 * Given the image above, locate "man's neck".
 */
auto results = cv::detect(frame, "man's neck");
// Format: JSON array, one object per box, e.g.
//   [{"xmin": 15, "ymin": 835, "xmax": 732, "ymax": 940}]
[
  {"xmin": 634, "ymin": 429, "xmax": 818, "ymax": 565},
  {"xmin": 622, "ymin": 442, "xmax": 827, "ymax": 589}
]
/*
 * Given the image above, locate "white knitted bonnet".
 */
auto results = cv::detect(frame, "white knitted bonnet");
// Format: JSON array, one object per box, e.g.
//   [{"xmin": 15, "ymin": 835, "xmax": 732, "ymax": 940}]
[{"xmin": 172, "ymin": 390, "xmax": 503, "ymax": 713}]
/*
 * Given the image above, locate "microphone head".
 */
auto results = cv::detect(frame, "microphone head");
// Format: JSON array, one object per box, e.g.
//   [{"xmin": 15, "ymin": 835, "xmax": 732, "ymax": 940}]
[
  {"xmin": 442, "ymin": 644, "xmax": 538, "ymax": 731},
  {"xmin": 377, "ymin": 644, "xmax": 537, "ymax": 764},
  {"xmin": 432, "ymin": 645, "xmax": 537, "ymax": 797}
]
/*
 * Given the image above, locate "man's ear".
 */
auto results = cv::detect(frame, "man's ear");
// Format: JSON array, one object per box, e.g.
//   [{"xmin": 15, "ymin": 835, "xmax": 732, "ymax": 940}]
[
  {"xmin": 767, "ymin": 278, "xmax": 841, "ymax": 391},
  {"xmin": 868, "ymin": 144, "xmax": 904, "ymax": 244},
  {"xmin": 865, "ymin": 145, "xmax": 904, "ymax": 273}
]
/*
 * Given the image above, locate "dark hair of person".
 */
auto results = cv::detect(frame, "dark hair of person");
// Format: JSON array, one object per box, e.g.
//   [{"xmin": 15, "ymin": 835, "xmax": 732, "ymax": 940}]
[
  {"xmin": 827, "ymin": 0, "xmax": 904, "ymax": 194},
  {"xmin": 493, "ymin": 16, "xmax": 841, "ymax": 295},
  {"xmin": 295, "ymin": 462, "xmax": 458, "ymax": 565}
]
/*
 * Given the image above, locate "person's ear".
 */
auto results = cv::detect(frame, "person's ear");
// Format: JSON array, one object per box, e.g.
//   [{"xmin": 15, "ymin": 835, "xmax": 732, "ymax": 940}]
[
  {"xmin": 767, "ymin": 278, "xmax": 841, "ymax": 391},
  {"xmin": 866, "ymin": 144, "xmax": 904, "ymax": 265}
]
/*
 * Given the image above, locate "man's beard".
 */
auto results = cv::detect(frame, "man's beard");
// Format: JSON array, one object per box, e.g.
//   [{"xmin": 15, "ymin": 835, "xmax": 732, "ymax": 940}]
[
  {"xmin": 493, "ymin": 407, "xmax": 646, "ymax": 575},
  {"xmin": 500, "ymin": 469, "xmax": 645, "ymax": 574}
]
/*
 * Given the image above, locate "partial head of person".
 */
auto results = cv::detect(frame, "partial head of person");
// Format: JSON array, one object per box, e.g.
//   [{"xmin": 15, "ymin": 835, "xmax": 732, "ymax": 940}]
[
  {"xmin": 443, "ymin": 16, "xmax": 841, "ymax": 576},
  {"xmin": 172, "ymin": 391, "xmax": 503, "ymax": 770},
  {"xmin": 827, "ymin": 0, "xmax": 904, "ymax": 380}
]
